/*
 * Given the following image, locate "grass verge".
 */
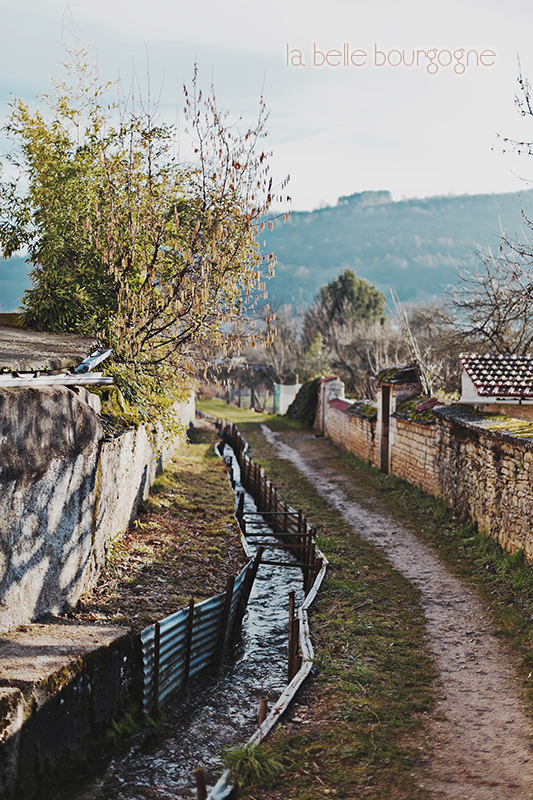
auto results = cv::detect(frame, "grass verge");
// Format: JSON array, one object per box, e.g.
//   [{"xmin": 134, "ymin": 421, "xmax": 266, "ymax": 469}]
[
  {"xmin": 74, "ymin": 422, "xmax": 247, "ymax": 630},
  {"xmin": 208, "ymin": 404, "xmax": 533, "ymax": 799},
  {"xmin": 212, "ymin": 413, "xmax": 437, "ymax": 799},
  {"xmin": 197, "ymin": 397, "xmax": 273, "ymax": 424}
]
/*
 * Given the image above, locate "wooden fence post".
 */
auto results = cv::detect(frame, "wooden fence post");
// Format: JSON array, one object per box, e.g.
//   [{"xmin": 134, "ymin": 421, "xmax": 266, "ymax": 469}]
[
  {"xmin": 288, "ymin": 591, "xmax": 301, "ymax": 681},
  {"xmin": 297, "ymin": 509, "xmax": 303, "ymax": 559},
  {"xmin": 184, "ymin": 598, "xmax": 195, "ymax": 687},
  {"xmin": 237, "ymin": 491, "xmax": 245, "ymax": 523},
  {"xmin": 259, "ymin": 696, "xmax": 268, "ymax": 726},
  {"xmin": 288, "ymin": 590, "xmax": 295, "ymax": 681},
  {"xmin": 214, "ymin": 575, "xmax": 235, "ymax": 667},
  {"xmin": 195, "ymin": 767, "xmax": 207, "ymax": 800},
  {"xmin": 153, "ymin": 621, "xmax": 161, "ymax": 712}
]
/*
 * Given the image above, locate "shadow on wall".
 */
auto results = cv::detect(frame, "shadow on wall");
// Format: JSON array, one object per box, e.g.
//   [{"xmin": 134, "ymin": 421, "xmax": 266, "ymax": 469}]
[
  {"xmin": 0, "ymin": 386, "xmax": 167, "ymax": 633},
  {"xmin": 0, "ymin": 387, "xmax": 104, "ymax": 632}
]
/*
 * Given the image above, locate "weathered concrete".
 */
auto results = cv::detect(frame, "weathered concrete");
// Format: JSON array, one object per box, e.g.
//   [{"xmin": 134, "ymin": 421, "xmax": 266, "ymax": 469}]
[
  {"xmin": 0, "ymin": 325, "xmax": 97, "ymax": 372},
  {"xmin": 0, "ymin": 385, "xmax": 195, "ymax": 632},
  {"xmin": 0, "ymin": 620, "xmax": 140, "ymax": 800},
  {"xmin": 0, "ymin": 387, "xmax": 104, "ymax": 631}
]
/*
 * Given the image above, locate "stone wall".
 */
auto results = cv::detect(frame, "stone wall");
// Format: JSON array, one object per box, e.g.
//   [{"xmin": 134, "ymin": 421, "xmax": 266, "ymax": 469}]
[
  {"xmin": 432, "ymin": 409, "xmax": 533, "ymax": 560},
  {"xmin": 0, "ymin": 624, "xmax": 141, "ymax": 800},
  {"xmin": 389, "ymin": 418, "xmax": 439, "ymax": 496},
  {"xmin": 0, "ymin": 386, "xmax": 194, "ymax": 633},
  {"xmin": 323, "ymin": 396, "xmax": 533, "ymax": 561},
  {"xmin": 326, "ymin": 404, "xmax": 379, "ymax": 466}
]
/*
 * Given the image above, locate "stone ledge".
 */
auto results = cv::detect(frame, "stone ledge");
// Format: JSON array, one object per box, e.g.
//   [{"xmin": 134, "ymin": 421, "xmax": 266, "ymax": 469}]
[{"xmin": 0, "ymin": 619, "xmax": 139, "ymax": 800}]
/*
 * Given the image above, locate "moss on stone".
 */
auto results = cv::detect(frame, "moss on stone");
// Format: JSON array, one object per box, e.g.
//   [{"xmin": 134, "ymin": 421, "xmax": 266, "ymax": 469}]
[
  {"xmin": 375, "ymin": 364, "xmax": 418, "ymax": 384},
  {"xmin": 482, "ymin": 416, "xmax": 533, "ymax": 439},
  {"xmin": 91, "ymin": 386, "xmax": 143, "ymax": 435},
  {"xmin": 393, "ymin": 394, "xmax": 436, "ymax": 424},
  {"xmin": 347, "ymin": 400, "xmax": 378, "ymax": 421},
  {"xmin": 445, "ymin": 404, "xmax": 533, "ymax": 441}
]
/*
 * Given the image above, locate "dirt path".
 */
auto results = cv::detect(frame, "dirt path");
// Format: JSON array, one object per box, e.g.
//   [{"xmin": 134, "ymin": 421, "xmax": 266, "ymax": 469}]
[{"xmin": 261, "ymin": 425, "xmax": 533, "ymax": 800}]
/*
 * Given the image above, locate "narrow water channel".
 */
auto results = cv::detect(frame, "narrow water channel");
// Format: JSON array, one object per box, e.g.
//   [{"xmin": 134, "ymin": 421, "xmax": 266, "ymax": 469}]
[{"xmin": 57, "ymin": 444, "xmax": 304, "ymax": 800}]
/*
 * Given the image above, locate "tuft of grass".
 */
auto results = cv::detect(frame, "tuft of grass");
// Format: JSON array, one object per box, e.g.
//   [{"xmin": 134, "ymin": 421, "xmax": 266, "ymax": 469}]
[{"xmin": 222, "ymin": 743, "xmax": 284, "ymax": 789}]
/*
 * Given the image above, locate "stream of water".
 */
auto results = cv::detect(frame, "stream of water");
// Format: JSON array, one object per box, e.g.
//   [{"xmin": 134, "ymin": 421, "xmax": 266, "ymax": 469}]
[{"xmin": 58, "ymin": 444, "xmax": 304, "ymax": 800}]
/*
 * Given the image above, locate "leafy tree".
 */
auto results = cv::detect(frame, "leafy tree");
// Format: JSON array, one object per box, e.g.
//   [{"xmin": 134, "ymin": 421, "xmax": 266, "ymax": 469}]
[
  {"xmin": 302, "ymin": 268, "xmax": 386, "ymax": 348},
  {"xmin": 0, "ymin": 45, "xmax": 276, "ymax": 421},
  {"xmin": 302, "ymin": 269, "xmax": 389, "ymax": 394},
  {"xmin": 299, "ymin": 331, "xmax": 331, "ymax": 381}
]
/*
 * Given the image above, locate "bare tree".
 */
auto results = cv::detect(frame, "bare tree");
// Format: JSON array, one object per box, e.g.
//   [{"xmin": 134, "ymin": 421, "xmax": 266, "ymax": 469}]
[
  {"xmin": 444, "ymin": 60, "xmax": 533, "ymax": 358},
  {"xmin": 254, "ymin": 306, "xmax": 302, "ymax": 385},
  {"xmin": 446, "ymin": 248, "xmax": 533, "ymax": 354}
]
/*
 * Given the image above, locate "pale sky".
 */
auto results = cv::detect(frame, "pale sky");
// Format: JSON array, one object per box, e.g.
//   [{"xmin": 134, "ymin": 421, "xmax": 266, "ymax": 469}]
[{"xmin": 2, "ymin": 0, "xmax": 533, "ymax": 210}]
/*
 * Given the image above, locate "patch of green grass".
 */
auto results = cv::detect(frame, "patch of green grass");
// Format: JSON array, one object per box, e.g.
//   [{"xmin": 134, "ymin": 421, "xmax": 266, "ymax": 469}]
[
  {"xmin": 197, "ymin": 397, "xmax": 273, "ymax": 424},
  {"xmin": 231, "ymin": 427, "xmax": 436, "ymax": 800},
  {"xmin": 222, "ymin": 742, "xmax": 284, "ymax": 789}
]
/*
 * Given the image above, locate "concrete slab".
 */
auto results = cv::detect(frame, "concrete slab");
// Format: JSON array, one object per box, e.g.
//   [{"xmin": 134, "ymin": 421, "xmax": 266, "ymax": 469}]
[
  {"xmin": 0, "ymin": 326, "xmax": 97, "ymax": 372},
  {"xmin": 0, "ymin": 621, "xmax": 128, "ymax": 694}
]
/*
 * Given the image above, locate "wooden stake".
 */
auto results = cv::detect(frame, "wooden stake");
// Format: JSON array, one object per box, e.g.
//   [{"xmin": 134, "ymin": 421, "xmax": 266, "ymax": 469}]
[
  {"xmin": 184, "ymin": 598, "xmax": 195, "ymax": 687},
  {"xmin": 237, "ymin": 491, "xmax": 245, "ymax": 522},
  {"xmin": 195, "ymin": 766, "xmax": 207, "ymax": 800},
  {"xmin": 288, "ymin": 590, "xmax": 295, "ymax": 681},
  {"xmin": 259, "ymin": 696, "xmax": 268, "ymax": 726}
]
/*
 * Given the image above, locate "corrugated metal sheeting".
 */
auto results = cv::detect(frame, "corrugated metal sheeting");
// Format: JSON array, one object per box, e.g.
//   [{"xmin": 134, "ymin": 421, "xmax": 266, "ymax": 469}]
[
  {"xmin": 142, "ymin": 566, "xmax": 248, "ymax": 712},
  {"xmin": 207, "ymin": 420, "xmax": 328, "ymax": 800}
]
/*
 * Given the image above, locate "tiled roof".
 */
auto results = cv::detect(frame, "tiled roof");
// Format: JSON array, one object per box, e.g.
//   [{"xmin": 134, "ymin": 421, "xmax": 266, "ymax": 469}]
[
  {"xmin": 328, "ymin": 398, "xmax": 352, "ymax": 412},
  {"xmin": 460, "ymin": 353, "xmax": 533, "ymax": 398}
]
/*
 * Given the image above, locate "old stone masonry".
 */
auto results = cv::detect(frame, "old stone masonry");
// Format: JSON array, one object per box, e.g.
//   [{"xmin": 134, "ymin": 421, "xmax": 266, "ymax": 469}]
[{"xmin": 261, "ymin": 424, "xmax": 533, "ymax": 800}]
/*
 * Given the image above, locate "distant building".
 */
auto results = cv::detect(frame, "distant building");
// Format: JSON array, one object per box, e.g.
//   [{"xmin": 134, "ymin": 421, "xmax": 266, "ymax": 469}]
[
  {"xmin": 459, "ymin": 353, "xmax": 533, "ymax": 421},
  {"xmin": 273, "ymin": 382, "xmax": 302, "ymax": 415}
]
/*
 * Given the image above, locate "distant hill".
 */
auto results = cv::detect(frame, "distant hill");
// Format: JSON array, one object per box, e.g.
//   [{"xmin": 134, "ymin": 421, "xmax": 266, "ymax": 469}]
[
  {"xmin": 262, "ymin": 189, "xmax": 533, "ymax": 308},
  {"xmin": 0, "ymin": 256, "xmax": 30, "ymax": 313},
  {"xmin": 3, "ymin": 188, "xmax": 533, "ymax": 313}
]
